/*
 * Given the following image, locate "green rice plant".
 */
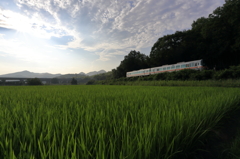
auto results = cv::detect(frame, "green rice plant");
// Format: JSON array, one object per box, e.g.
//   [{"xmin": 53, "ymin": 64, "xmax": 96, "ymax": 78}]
[
  {"xmin": 0, "ymin": 85, "xmax": 239, "ymax": 159},
  {"xmin": 103, "ymin": 79, "xmax": 240, "ymax": 87},
  {"xmin": 222, "ymin": 129, "xmax": 240, "ymax": 159}
]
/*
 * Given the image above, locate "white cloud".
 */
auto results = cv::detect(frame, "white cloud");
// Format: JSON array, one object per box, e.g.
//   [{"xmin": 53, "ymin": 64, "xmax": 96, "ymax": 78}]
[
  {"xmin": 0, "ymin": 38, "xmax": 43, "ymax": 62},
  {"xmin": 1, "ymin": 0, "xmax": 225, "ymax": 62},
  {"xmin": 0, "ymin": 8, "xmax": 75, "ymax": 39}
]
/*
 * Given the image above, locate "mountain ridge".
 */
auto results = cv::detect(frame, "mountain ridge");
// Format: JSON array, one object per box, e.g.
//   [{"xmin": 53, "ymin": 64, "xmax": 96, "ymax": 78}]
[{"xmin": 0, "ymin": 70, "xmax": 106, "ymax": 78}]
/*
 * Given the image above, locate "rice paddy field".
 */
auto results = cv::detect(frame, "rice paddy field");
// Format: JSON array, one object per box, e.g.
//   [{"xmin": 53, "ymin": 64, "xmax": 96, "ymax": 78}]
[{"xmin": 0, "ymin": 85, "xmax": 240, "ymax": 159}]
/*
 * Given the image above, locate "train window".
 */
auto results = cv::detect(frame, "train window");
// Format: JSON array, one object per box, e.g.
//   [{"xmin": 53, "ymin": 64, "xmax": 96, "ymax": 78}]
[
  {"xmin": 167, "ymin": 67, "xmax": 170, "ymax": 70},
  {"xmin": 160, "ymin": 68, "xmax": 163, "ymax": 71},
  {"xmin": 176, "ymin": 65, "xmax": 180, "ymax": 69},
  {"xmin": 171, "ymin": 66, "xmax": 175, "ymax": 69},
  {"xmin": 163, "ymin": 67, "xmax": 166, "ymax": 70},
  {"xmin": 181, "ymin": 65, "xmax": 186, "ymax": 68}
]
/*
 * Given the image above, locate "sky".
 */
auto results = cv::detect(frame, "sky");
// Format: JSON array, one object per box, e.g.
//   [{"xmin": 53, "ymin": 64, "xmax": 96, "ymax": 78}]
[{"xmin": 0, "ymin": 0, "xmax": 225, "ymax": 75}]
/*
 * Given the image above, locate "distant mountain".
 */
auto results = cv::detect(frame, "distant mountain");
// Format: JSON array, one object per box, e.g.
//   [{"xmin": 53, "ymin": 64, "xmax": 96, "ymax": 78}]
[
  {"xmin": 0, "ymin": 70, "xmax": 61, "ymax": 78},
  {"xmin": 0, "ymin": 70, "xmax": 107, "ymax": 78},
  {"xmin": 79, "ymin": 72, "xmax": 85, "ymax": 75},
  {"xmin": 56, "ymin": 70, "xmax": 106, "ymax": 78},
  {"xmin": 86, "ymin": 70, "xmax": 106, "ymax": 76},
  {"xmin": 56, "ymin": 73, "xmax": 86, "ymax": 79}
]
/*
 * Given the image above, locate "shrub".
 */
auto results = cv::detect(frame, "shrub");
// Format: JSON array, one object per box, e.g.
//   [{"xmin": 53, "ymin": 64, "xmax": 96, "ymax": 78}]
[
  {"xmin": 86, "ymin": 80, "xmax": 96, "ymax": 85},
  {"xmin": 71, "ymin": 78, "xmax": 78, "ymax": 85},
  {"xmin": 154, "ymin": 72, "xmax": 168, "ymax": 80},
  {"xmin": 200, "ymin": 70, "xmax": 214, "ymax": 80},
  {"xmin": 214, "ymin": 70, "xmax": 234, "ymax": 80},
  {"xmin": 27, "ymin": 78, "xmax": 43, "ymax": 85}
]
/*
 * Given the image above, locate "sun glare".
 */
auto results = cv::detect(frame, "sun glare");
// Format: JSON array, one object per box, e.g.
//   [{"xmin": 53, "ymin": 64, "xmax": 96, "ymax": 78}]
[
  {"xmin": 1, "ymin": 10, "xmax": 73, "ymax": 39},
  {"xmin": 7, "ymin": 12, "xmax": 33, "ymax": 33}
]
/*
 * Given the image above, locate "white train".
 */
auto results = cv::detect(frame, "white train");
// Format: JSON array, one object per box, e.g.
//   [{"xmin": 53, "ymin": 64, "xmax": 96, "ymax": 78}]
[{"xmin": 126, "ymin": 59, "xmax": 205, "ymax": 78}]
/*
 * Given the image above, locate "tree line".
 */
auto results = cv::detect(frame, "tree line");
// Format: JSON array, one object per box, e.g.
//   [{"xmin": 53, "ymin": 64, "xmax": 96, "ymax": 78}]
[{"xmin": 112, "ymin": 0, "xmax": 240, "ymax": 79}]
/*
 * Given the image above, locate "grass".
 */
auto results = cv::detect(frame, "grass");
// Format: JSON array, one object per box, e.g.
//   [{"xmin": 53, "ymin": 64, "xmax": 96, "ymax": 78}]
[
  {"xmin": 222, "ymin": 127, "xmax": 240, "ymax": 159},
  {"xmin": 97, "ymin": 79, "xmax": 240, "ymax": 87},
  {"xmin": 0, "ymin": 85, "xmax": 239, "ymax": 158}
]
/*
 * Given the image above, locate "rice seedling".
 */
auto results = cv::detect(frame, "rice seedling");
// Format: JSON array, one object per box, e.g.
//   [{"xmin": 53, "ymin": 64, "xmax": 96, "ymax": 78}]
[
  {"xmin": 0, "ymin": 85, "xmax": 239, "ymax": 159},
  {"xmin": 99, "ymin": 79, "xmax": 240, "ymax": 87}
]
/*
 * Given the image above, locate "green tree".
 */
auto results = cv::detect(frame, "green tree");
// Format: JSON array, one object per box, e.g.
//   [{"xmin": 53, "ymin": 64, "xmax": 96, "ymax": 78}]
[
  {"xmin": 194, "ymin": 0, "xmax": 240, "ymax": 69},
  {"xmin": 113, "ymin": 50, "xmax": 150, "ymax": 78},
  {"xmin": 86, "ymin": 80, "xmax": 96, "ymax": 85},
  {"xmin": 51, "ymin": 78, "xmax": 59, "ymax": 84},
  {"xmin": 0, "ymin": 79, "xmax": 5, "ymax": 85},
  {"xmin": 149, "ymin": 0, "xmax": 240, "ymax": 70},
  {"xmin": 149, "ymin": 30, "xmax": 203, "ymax": 67},
  {"xmin": 27, "ymin": 78, "xmax": 43, "ymax": 85},
  {"xmin": 71, "ymin": 78, "xmax": 78, "ymax": 85}
]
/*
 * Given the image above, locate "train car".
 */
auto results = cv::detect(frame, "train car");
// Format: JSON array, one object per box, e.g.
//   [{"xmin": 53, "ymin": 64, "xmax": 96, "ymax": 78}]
[
  {"xmin": 126, "ymin": 68, "xmax": 150, "ymax": 78},
  {"xmin": 126, "ymin": 59, "xmax": 205, "ymax": 77},
  {"xmin": 150, "ymin": 59, "xmax": 204, "ymax": 75}
]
